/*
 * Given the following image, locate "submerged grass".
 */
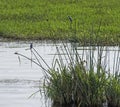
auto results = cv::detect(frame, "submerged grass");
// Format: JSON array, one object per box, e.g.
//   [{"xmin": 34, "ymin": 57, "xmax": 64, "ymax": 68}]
[
  {"xmin": 15, "ymin": 42, "xmax": 120, "ymax": 107},
  {"xmin": 0, "ymin": 0, "xmax": 120, "ymax": 44}
]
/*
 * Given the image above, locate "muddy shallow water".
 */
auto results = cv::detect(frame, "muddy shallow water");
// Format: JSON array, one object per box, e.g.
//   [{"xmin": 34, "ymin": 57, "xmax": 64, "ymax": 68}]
[{"xmin": 0, "ymin": 41, "xmax": 119, "ymax": 107}]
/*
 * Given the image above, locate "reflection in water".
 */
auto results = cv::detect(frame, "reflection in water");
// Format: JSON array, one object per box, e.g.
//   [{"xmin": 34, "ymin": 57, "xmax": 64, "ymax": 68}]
[
  {"xmin": 0, "ymin": 41, "xmax": 119, "ymax": 107},
  {"xmin": 52, "ymin": 102, "xmax": 76, "ymax": 107},
  {"xmin": 0, "ymin": 41, "xmax": 58, "ymax": 107}
]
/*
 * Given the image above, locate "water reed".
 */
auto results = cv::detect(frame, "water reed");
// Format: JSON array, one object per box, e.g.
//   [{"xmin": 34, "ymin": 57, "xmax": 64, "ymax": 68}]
[{"xmin": 15, "ymin": 42, "xmax": 120, "ymax": 107}]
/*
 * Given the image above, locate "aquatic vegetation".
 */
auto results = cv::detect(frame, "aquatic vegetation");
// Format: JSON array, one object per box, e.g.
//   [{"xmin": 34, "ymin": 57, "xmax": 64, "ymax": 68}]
[
  {"xmin": 106, "ymin": 74, "xmax": 120, "ymax": 107},
  {"xmin": 42, "ymin": 44, "xmax": 107, "ymax": 107},
  {"xmin": 15, "ymin": 42, "xmax": 120, "ymax": 107}
]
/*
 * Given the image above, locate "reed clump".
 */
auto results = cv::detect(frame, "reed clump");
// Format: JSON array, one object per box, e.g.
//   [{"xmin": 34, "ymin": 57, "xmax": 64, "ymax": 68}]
[
  {"xmin": 15, "ymin": 43, "xmax": 120, "ymax": 107},
  {"xmin": 42, "ymin": 44, "xmax": 120, "ymax": 107},
  {"xmin": 106, "ymin": 74, "xmax": 120, "ymax": 107}
]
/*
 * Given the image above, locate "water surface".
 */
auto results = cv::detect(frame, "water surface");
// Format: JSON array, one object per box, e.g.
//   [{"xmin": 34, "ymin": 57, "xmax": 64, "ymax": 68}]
[
  {"xmin": 0, "ymin": 41, "xmax": 119, "ymax": 107},
  {"xmin": 0, "ymin": 41, "xmax": 57, "ymax": 107}
]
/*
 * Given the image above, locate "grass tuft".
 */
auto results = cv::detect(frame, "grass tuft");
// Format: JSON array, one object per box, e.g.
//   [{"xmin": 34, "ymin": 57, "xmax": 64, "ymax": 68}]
[{"xmin": 15, "ymin": 42, "xmax": 120, "ymax": 107}]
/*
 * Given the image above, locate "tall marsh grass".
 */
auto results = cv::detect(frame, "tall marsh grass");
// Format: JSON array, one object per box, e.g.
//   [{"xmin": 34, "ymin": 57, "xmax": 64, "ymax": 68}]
[{"xmin": 15, "ymin": 42, "xmax": 120, "ymax": 107}]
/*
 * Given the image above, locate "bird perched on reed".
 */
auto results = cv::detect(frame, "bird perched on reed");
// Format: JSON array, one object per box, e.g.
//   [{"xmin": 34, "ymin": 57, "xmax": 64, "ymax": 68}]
[{"xmin": 30, "ymin": 43, "xmax": 33, "ymax": 49}]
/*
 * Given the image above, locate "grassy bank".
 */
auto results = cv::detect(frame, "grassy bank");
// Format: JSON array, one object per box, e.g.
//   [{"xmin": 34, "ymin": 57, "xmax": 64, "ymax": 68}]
[{"xmin": 0, "ymin": 0, "xmax": 120, "ymax": 45}]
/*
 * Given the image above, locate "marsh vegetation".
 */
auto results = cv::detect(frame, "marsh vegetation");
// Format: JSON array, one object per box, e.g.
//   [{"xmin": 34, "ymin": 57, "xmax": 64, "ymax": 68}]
[
  {"xmin": 15, "ymin": 42, "xmax": 120, "ymax": 107},
  {"xmin": 2, "ymin": 0, "xmax": 119, "ymax": 106}
]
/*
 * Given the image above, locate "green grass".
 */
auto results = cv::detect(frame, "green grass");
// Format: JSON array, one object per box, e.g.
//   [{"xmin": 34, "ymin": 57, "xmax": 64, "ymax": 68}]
[
  {"xmin": 42, "ymin": 45, "xmax": 120, "ymax": 107},
  {"xmin": 0, "ymin": 0, "xmax": 120, "ymax": 44},
  {"xmin": 42, "ymin": 44, "xmax": 120, "ymax": 107}
]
